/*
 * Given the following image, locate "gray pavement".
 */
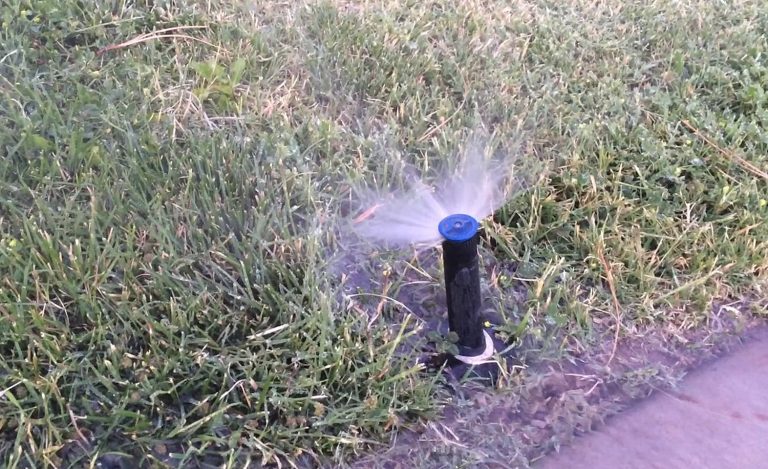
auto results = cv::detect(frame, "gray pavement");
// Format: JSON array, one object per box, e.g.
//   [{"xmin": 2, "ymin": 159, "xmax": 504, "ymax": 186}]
[{"xmin": 536, "ymin": 334, "xmax": 768, "ymax": 469}]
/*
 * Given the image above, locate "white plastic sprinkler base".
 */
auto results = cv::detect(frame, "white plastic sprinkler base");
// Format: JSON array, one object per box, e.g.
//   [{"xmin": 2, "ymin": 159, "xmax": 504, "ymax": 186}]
[{"xmin": 453, "ymin": 330, "xmax": 496, "ymax": 365}]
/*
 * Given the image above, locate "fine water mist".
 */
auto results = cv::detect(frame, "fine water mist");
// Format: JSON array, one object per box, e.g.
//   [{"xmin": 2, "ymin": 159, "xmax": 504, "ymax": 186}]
[{"xmin": 352, "ymin": 138, "xmax": 523, "ymax": 247}]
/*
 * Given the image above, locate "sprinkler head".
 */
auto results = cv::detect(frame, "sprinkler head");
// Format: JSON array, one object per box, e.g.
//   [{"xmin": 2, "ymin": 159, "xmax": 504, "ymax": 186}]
[
  {"xmin": 438, "ymin": 214, "xmax": 479, "ymax": 243},
  {"xmin": 437, "ymin": 213, "xmax": 510, "ymax": 383}
]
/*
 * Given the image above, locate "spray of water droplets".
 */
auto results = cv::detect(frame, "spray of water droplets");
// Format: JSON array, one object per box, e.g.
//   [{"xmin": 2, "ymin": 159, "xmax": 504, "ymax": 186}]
[{"xmin": 352, "ymin": 139, "xmax": 524, "ymax": 248}]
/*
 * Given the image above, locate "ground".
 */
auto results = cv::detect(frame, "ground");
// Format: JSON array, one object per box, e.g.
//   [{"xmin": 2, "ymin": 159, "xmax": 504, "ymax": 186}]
[{"xmin": 0, "ymin": 0, "xmax": 767, "ymax": 468}]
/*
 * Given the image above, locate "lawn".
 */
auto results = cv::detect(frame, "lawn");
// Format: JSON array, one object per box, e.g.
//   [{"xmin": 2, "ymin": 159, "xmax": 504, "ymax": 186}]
[{"xmin": 1, "ymin": 0, "xmax": 767, "ymax": 468}]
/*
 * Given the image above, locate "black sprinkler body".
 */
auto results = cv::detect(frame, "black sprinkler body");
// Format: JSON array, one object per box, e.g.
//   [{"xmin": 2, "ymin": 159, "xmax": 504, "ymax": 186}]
[
  {"xmin": 438, "ymin": 214, "xmax": 509, "ymax": 382},
  {"xmin": 439, "ymin": 215, "xmax": 484, "ymax": 352}
]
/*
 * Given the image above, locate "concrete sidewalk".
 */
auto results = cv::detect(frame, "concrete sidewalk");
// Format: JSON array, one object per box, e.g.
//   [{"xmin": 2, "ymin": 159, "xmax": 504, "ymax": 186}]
[{"xmin": 536, "ymin": 334, "xmax": 768, "ymax": 469}]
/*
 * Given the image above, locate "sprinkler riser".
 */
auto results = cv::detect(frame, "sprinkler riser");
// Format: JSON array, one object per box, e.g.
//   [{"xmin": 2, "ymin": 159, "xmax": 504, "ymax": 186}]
[
  {"xmin": 434, "ymin": 213, "xmax": 514, "ymax": 384},
  {"xmin": 442, "ymin": 234, "xmax": 484, "ymax": 353}
]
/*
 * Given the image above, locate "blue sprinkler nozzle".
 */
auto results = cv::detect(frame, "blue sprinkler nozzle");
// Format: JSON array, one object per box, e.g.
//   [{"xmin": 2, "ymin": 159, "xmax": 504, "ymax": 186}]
[{"xmin": 438, "ymin": 214, "xmax": 479, "ymax": 243}]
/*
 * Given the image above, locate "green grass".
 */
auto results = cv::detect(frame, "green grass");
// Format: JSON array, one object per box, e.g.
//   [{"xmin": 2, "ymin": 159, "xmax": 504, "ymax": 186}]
[{"xmin": 1, "ymin": 0, "xmax": 767, "ymax": 467}]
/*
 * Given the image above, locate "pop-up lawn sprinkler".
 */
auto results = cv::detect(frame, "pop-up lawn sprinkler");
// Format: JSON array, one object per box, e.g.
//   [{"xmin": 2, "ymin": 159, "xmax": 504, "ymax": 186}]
[
  {"xmin": 349, "ymin": 146, "xmax": 521, "ymax": 384},
  {"xmin": 438, "ymin": 213, "xmax": 509, "ymax": 382}
]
